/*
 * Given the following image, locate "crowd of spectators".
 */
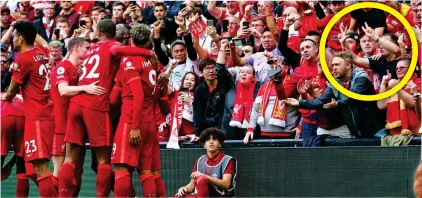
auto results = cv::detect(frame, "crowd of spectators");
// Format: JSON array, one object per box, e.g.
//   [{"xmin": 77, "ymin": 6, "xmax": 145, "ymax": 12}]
[{"xmin": 1, "ymin": 0, "xmax": 422, "ymax": 147}]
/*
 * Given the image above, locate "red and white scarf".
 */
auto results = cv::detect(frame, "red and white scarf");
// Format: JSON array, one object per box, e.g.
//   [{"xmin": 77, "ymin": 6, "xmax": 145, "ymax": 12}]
[
  {"xmin": 42, "ymin": 17, "xmax": 54, "ymax": 38},
  {"xmin": 385, "ymin": 75, "xmax": 419, "ymax": 135},
  {"xmin": 229, "ymin": 82, "xmax": 256, "ymax": 129},
  {"xmin": 167, "ymin": 91, "xmax": 194, "ymax": 149},
  {"xmin": 256, "ymin": 79, "xmax": 286, "ymax": 127}
]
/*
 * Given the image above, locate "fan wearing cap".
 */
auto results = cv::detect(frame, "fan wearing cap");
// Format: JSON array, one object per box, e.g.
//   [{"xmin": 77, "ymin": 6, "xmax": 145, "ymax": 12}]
[{"xmin": 341, "ymin": 32, "xmax": 360, "ymax": 54}]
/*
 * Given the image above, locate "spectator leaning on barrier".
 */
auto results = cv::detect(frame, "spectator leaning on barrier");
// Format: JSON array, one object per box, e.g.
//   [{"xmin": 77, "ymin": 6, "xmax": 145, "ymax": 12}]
[
  {"xmin": 166, "ymin": 71, "xmax": 201, "ymax": 148},
  {"xmin": 285, "ymin": 51, "xmax": 385, "ymax": 138},
  {"xmin": 176, "ymin": 128, "xmax": 237, "ymax": 197},
  {"xmin": 33, "ymin": 1, "xmax": 55, "ymax": 42},
  {"xmin": 275, "ymin": 39, "xmax": 321, "ymax": 142},
  {"xmin": 193, "ymin": 43, "xmax": 235, "ymax": 137},
  {"xmin": 243, "ymin": 58, "xmax": 301, "ymax": 144},
  {"xmin": 219, "ymin": 47, "xmax": 261, "ymax": 140},
  {"xmin": 377, "ymin": 56, "xmax": 421, "ymax": 135}
]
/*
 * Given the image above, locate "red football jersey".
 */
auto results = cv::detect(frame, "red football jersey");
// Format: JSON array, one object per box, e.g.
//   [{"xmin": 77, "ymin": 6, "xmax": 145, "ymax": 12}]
[
  {"xmin": 50, "ymin": 60, "xmax": 80, "ymax": 133},
  {"xmin": 11, "ymin": 46, "xmax": 53, "ymax": 119},
  {"xmin": 71, "ymin": 40, "xmax": 121, "ymax": 111},
  {"xmin": 120, "ymin": 56, "xmax": 157, "ymax": 124},
  {"xmin": 1, "ymin": 93, "xmax": 24, "ymax": 117}
]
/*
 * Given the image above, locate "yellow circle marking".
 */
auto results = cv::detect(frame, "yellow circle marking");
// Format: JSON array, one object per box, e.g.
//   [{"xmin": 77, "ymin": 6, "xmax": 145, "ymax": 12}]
[{"xmin": 319, "ymin": 2, "xmax": 418, "ymax": 101}]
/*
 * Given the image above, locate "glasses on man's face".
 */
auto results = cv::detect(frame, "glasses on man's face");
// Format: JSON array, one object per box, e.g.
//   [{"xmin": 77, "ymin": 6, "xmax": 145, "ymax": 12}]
[
  {"xmin": 396, "ymin": 66, "xmax": 408, "ymax": 71},
  {"xmin": 204, "ymin": 66, "xmax": 215, "ymax": 71},
  {"xmin": 0, "ymin": 60, "xmax": 8, "ymax": 63},
  {"xmin": 243, "ymin": 50, "xmax": 251, "ymax": 53}
]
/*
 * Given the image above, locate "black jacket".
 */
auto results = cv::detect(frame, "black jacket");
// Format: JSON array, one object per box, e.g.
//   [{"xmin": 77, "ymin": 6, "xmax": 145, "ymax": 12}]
[
  {"xmin": 299, "ymin": 67, "xmax": 385, "ymax": 137},
  {"xmin": 193, "ymin": 63, "xmax": 234, "ymax": 136},
  {"xmin": 33, "ymin": 18, "xmax": 55, "ymax": 43}
]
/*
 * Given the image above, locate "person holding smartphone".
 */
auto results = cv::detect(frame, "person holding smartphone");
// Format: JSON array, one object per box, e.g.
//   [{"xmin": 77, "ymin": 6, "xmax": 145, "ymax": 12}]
[{"xmin": 166, "ymin": 71, "xmax": 201, "ymax": 149}]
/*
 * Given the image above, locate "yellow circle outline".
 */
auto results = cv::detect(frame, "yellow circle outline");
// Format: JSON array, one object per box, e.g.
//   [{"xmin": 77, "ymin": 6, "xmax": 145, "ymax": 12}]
[{"xmin": 319, "ymin": 2, "xmax": 418, "ymax": 101}]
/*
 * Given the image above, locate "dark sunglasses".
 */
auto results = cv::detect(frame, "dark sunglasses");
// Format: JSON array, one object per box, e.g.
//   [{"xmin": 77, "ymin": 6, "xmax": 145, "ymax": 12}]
[{"xmin": 0, "ymin": 60, "xmax": 8, "ymax": 63}]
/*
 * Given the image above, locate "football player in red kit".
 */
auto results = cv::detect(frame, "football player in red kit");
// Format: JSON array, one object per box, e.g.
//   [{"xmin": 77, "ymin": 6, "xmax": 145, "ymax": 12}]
[
  {"xmin": 2, "ymin": 21, "xmax": 56, "ymax": 197},
  {"xmin": 58, "ymin": 19, "xmax": 154, "ymax": 197},
  {"xmin": 111, "ymin": 23, "xmax": 166, "ymax": 198},
  {"xmin": 1, "ymin": 94, "xmax": 30, "ymax": 197},
  {"xmin": 50, "ymin": 37, "xmax": 106, "ymax": 195}
]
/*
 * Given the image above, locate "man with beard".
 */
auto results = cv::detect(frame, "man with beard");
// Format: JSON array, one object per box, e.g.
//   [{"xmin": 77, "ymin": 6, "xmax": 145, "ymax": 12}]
[{"xmin": 284, "ymin": 51, "xmax": 385, "ymax": 138}]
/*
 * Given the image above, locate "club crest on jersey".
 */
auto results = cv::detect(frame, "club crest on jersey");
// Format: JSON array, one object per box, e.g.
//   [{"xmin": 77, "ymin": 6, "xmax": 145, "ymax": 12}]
[
  {"xmin": 10, "ymin": 62, "xmax": 19, "ymax": 72},
  {"xmin": 57, "ymin": 67, "xmax": 65, "ymax": 75}
]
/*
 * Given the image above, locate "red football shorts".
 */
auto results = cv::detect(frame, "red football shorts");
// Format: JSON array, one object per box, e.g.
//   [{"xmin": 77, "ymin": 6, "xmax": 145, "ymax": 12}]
[
  {"xmin": 51, "ymin": 133, "xmax": 66, "ymax": 156},
  {"xmin": 138, "ymin": 122, "xmax": 161, "ymax": 171},
  {"xmin": 23, "ymin": 118, "xmax": 54, "ymax": 162},
  {"xmin": 1, "ymin": 116, "xmax": 25, "ymax": 157},
  {"xmin": 111, "ymin": 122, "xmax": 141, "ymax": 167},
  {"xmin": 65, "ymin": 103, "xmax": 113, "ymax": 147}
]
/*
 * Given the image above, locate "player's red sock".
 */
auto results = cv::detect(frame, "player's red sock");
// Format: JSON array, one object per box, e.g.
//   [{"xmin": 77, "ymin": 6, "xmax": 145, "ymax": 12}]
[
  {"xmin": 58, "ymin": 162, "xmax": 75, "ymax": 197},
  {"xmin": 153, "ymin": 173, "xmax": 167, "ymax": 197},
  {"xmin": 16, "ymin": 173, "xmax": 29, "ymax": 197},
  {"xmin": 37, "ymin": 173, "xmax": 57, "ymax": 197},
  {"xmin": 114, "ymin": 170, "xmax": 131, "ymax": 197},
  {"xmin": 52, "ymin": 175, "xmax": 59, "ymax": 193},
  {"xmin": 140, "ymin": 173, "xmax": 156, "ymax": 197},
  {"xmin": 73, "ymin": 168, "xmax": 83, "ymax": 197},
  {"xmin": 195, "ymin": 176, "xmax": 209, "ymax": 197},
  {"xmin": 96, "ymin": 164, "xmax": 112, "ymax": 197}
]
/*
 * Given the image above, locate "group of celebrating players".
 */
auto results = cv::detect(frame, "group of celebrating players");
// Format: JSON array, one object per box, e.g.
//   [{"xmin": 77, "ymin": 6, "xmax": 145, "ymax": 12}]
[{"xmin": 2, "ymin": 19, "xmax": 167, "ymax": 197}]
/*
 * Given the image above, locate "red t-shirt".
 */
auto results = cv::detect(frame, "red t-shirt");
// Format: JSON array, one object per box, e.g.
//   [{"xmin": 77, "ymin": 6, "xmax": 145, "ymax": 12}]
[
  {"xmin": 319, "ymin": 14, "xmax": 351, "ymax": 52},
  {"xmin": 11, "ymin": 46, "xmax": 53, "ymax": 119},
  {"xmin": 73, "ymin": 1, "xmax": 95, "ymax": 15},
  {"xmin": 120, "ymin": 56, "xmax": 157, "ymax": 128},
  {"xmin": 71, "ymin": 40, "xmax": 121, "ymax": 111},
  {"xmin": 1, "ymin": 94, "xmax": 24, "ymax": 117},
  {"xmin": 50, "ymin": 60, "xmax": 80, "ymax": 133}
]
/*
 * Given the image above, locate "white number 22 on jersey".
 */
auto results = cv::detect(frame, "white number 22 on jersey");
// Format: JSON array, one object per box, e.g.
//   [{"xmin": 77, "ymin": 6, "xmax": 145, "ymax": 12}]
[
  {"xmin": 79, "ymin": 54, "xmax": 100, "ymax": 80},
  {"xmin": 38, "ymin": 64, "xmax": 50, "ymax": 91}
]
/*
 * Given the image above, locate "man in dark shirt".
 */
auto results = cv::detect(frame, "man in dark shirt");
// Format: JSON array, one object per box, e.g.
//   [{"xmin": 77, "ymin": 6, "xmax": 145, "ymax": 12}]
[
  {"xmin": 1, "ymin": 8, "xmax": 11, "ymax": 36},
  {"xmin": 350, "ymin": 24, "xmax": 402, "ymax": 79},
  {"xmin": 193, "ymin": 42, "xmax": 234, "ymax": 136},
  {"xmin": 0, "ymin": 53, "xmax": 11, "ymax": 92},
  {"xmin": 348, "ymin": 7, "xmax": 387, "ymax": 36}
]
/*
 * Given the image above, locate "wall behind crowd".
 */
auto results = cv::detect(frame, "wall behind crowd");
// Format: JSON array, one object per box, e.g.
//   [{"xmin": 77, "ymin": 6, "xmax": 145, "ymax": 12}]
[{"xmin": 0, "ymin": 0, "xmax": 421, "ymax": 148}]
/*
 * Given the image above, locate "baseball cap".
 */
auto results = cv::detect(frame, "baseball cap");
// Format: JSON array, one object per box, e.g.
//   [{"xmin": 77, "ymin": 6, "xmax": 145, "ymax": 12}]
[
  {"xmin": 328, "ymin": 0, "xmax": 345, "ymax": 4},
  {"xmin": 346, "ymin": 32, "xmax": 360, "ymax": 42},
  {"xmin": 1, "ymin": 43, "xmax": 7, "ymax": 52}
]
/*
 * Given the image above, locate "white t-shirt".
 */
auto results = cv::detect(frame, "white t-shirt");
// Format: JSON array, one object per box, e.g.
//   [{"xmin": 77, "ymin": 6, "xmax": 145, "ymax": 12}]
[{"xmin": 167, "ymin": 57, "xmax": 200, "ymax": 90}]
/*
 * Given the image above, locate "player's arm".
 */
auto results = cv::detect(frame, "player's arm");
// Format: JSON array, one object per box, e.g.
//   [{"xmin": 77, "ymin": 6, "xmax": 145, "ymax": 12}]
[
  {"xmin": 3, "ymin": 80, "xmax": 20, "ymax": 101},
  {"xmin": 110, "ymin": 45, "xmax": 154, "ymax": 58},
  {"xmin": 57, "ymin": 81, "xmax": 106, "ymax": 96},
  {"xmin": 35, "ymin": 34, "xmax": 49, "ymax": 49},
  {"xmin": 110, "ymin": 83, "xmax": 122, "ymax": 106},
  {"xmin": 129, "ymin": 78, "xmax": 144, "ymax": 130}
]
